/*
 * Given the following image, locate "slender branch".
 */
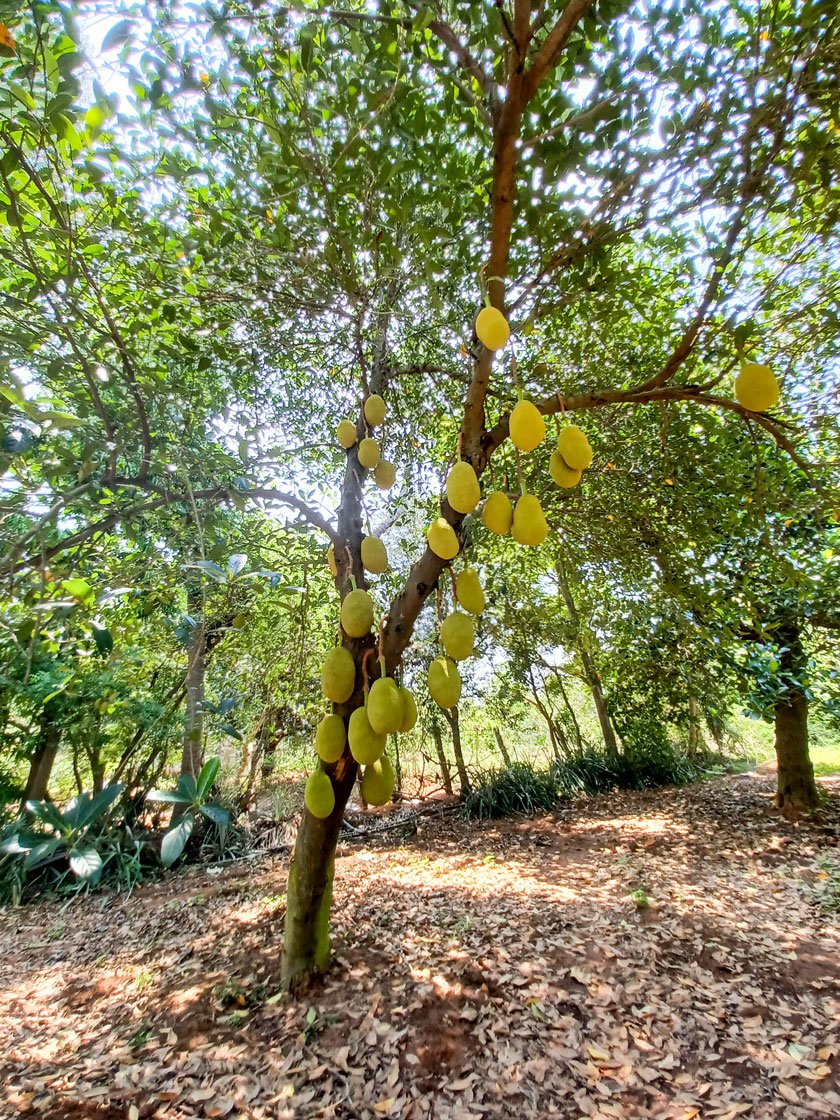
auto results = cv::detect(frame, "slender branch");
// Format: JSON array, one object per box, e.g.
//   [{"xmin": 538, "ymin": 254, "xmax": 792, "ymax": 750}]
[{"xmin": 523, "ymin": 0, "xmax": 598, "ymax": 102}]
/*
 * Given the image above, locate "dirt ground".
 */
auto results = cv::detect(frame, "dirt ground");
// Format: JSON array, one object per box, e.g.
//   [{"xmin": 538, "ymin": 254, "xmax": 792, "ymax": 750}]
[{"xmin": 2, "ymin": 773, "xmax": 839, "ymax": 1120}]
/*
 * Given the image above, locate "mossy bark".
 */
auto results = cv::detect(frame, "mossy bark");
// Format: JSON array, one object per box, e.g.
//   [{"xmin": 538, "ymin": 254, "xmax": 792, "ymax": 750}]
[
  {"xmin": 443, "ymin": 705, "xmax": 471, "ymax": 795},
  {"xmin": 431, "ymin": 719, "xmax": 454, "ymax": 795}
]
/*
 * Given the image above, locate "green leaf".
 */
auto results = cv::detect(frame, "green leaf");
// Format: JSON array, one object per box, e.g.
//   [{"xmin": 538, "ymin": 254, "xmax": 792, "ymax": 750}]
[
  {"xmin": 161, "ymin": 815, "xmax": 194, "ymax": 866},
  {"xmin": 101, "ymin": 19, "xmax": 134, "ymax": 52},
  {"xmin": 226, "ymin": 553, "xmax": 248, "ymax": 579},
  {"xmin": 61, "ymin": 578, "xmax": 93, "ymax": 603},
  {"xmin": 196, "ymin": 756, "xmax": 220, "ymax": 799},
  {"xmin": 146, "ymin": 789, "xmax": 193, "ymax": 805},
  {"xmin": 90, "ymin": 622, "xmax": 114, "ymax": 655},
  {"xmin": 23, "ymin": 838, "xmax": 62, "ymax": 869},
  {"xmin": 69, "ymin": 847, "xmax": 103, "ymax": 880},
  {"xmin": 199, "ymin": 803, "xmax": 229, "ymax": 828}
]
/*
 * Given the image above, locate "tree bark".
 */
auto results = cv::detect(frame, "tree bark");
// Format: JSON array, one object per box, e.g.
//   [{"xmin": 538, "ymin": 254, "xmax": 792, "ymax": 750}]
[
  {"xmin": 774, "ymin": 624, "xmax": 819, "ymax": 812},
  {"xmin": 494, "ymin": 726, "xmax": 512, "ymax": 766},
  {"xmin": 442, "ymin": 705, "xmax": 471, "ymax": 795},
  {"xmin": 431, "ymin": 719, "xmax": 454, "ymax": 795},
  {"xmin": 22, "ymin": 700, "xmax": 62, "ymax": 804},
  {"xmin": 687, "ymin": 696, "xmax": 701, "ymax": 759},
  {"xmin": 181, "ymin": 583, "xmax": 205, "ymax": 780},
  {"xmin": 282, "ymin": 751, "xmax": 358, "ymax": 992},
  {"xmin": 556, "ymin": 554, "xmax": 620, "ymax": 757}
]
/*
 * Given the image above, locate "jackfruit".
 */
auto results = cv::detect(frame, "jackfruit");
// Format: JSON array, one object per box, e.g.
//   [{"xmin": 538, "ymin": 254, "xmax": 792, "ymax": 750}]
[
  {"xmin": 361, "ymin": 755, "xmax": 395, "ymax": 806},
  {"xmin": 337, "ymin": 419, "xmax": 356, "ymax": 449},
  {"xmin": 358, "ymin": 438, "xmax": 380, "ymax": 469},
  {"xmin": 440, "ymin": 611, "xmax": 475, "ymax": 661},
  {"xmin": 556, "ymin": 425, "xmax": 593, "ymax": 471},
  {"xmin": 482, "ymin": 491, "xmax": 513, "ymax": 536},
  {"xmin": 305, "ymin": 769, "xmax": 335, "ymax": 819},
  {"xmin": 367, "ymin": 676, "xmax": 405, "ymax": 735},
  {"xmin": 446, "ymin": 461, "xmax": 481, "ymax": 514},
  {"xmin": 348, "ymin": 705, "xmax": 386, "ymax": 764},
  {"xmin": 475, "ymin": 306, "xmax": 510, "ymax": 351},
  {"xmin": 428, "ymin": 656, "xmax": 462, "ymax": 709},
  {"xmin": 427, "ymin": 518, "xmax": 459, "ymax": 560},
  {"xmin": 374, "ymin": 460, "xmax": 396, "ymax": 490},
  {"xmin": 316, "ymin": 714, "xmax": 346, "ymax": 763},
  {"xmin": 327, "ymin": 543, "xmax": 338, "ymax": 577},
  {"xmin": 734, "ymin": 363, "xmax": 779, "ymax": 412},
  {"xmin": 512, "ymin": 494, "xmax": 548, "ymax": 546},
  {"xmin": 321, "ymin": 646, "xmax": 356, "ymax": 703},
  {"xmin": 364, "ymin": 393, "xmax": 386, "ymax": 427},
  {"xmin": 361, "ymin": 535, "xmax": 388, "ymax": 575},
  {"xmin": 509, "ymin": 400, "xmax": 546, "ymax": 453},
  {"xmin": 397, "ymin": 687, "xmax": 418, "ymax": 733},
  {"xmin": 341, "ymin": 588, "xmax": 374, "ymax": 637},
  {"xmin": 456, "ymin": 568, "xmax": 485, "ymax": 615},
  {"xmin": 549, "ymin": 449, "xmax": 582, "ymax": 489}
]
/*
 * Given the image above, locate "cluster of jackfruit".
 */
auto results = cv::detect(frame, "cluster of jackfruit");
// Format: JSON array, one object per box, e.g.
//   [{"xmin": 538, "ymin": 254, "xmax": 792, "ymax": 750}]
[
  {"xmin": 307, "ymin": 390, "xmax": 415, "ymax": 818},
  {"xmin": 335, "ymin": 394, "xmax": 396, "ymax": 489},
  {"xmin": 307, "ymin": 641, "xmax": 418, "ymax": 817}
]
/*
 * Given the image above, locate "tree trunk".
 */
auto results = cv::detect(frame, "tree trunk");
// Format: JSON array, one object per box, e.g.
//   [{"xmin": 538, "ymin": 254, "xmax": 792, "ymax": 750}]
[
  {"xmin": 774, "ymin": 624, "xmax": 818, "ymax": 812},
  {"xmin": 556, "ymin": 554, "xmax": 620, "ymax": 757},
  {"xmin": 282, "ymin": 752, "xmax": 358, "ymax": 992},
  {"xmin": 443, "ymin": 705, "xmax": 471, "ymax": 795},
  {"xmin": 494, "ymin": 727, "xmax": 512, "ymax": 766},
  {"xmin": 22, "ymin": 701, "xmax": 62, "ymax": 804},
  {"xmin": 181, "ymin": 584, "xmax": 205, "ymax": 780},
  {"xmin": 431, "ymin": 719, "xmax": 453, "ymax": 795},
  {"xmin": 687, "ymin": 696, "xmax": 701, "ymax": 759}
]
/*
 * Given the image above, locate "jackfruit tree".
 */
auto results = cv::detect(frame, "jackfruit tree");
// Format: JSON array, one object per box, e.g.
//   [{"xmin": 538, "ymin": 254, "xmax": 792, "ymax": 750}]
[{"xmin": 0, "ymin": 0, "xmax": 838, "ymax": 993}]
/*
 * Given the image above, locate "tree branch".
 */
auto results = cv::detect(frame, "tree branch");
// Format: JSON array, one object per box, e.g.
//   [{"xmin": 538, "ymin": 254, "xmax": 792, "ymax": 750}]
[{"xmin": 523, "ymin": 0, "xmax": 597, "ymax": 103}]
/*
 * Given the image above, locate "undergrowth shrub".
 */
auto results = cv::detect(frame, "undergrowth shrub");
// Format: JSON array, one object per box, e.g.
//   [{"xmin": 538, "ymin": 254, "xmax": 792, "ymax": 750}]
[
  {"xmin": 463, "ymin": 762, "xmax": 557, "ymax": 820},
  {"xmin": 466, "ymin": 746, "xmax": 711, "ymax": 821}
]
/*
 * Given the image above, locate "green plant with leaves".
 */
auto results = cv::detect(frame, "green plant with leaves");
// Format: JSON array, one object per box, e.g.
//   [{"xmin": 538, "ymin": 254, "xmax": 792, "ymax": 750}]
[
  {"xmin": 147, "ymin": 757, "xmax": 230, "ymax": 867},
  {"xmin": 0, "ymin": 783, "xmax": 127, "ymax": 900}
]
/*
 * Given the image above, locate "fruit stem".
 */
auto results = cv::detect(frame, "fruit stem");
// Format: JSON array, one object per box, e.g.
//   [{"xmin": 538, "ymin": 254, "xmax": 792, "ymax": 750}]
[
  {"xmin": 378, "ymin": 653, "xmax": 386, "ymax": 680},
  {"xmin": 350, "ymin": 575, "xmax": 358, "ymax": 592},
  {"xmin": 515, "ymin": 446, "xmax": 527, "ymax": 496},
  {"xmin": 448, "ymin": 566, "xmax": 458, "ymax": 606},
  {"xmin": 512, "ymin": 353, "xmax": 522, "ymax": 399}
]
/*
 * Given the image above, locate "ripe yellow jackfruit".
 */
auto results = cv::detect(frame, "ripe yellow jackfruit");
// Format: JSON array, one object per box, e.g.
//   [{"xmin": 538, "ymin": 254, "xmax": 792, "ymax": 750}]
[
  {"xmin": 440, "ymin": 611, "xmax": 475, "ymax": 661},
  {"xmin": 361, "ymin": 755, "xmax": 395, "ymax": 806},
  {"xmin": 482, "ymin": 491, "xmax": 513, "ymax": 536},
  {"xmin": 397, "ymin": 687, "xmax": 417, "ymax": 733},
  {"xmin": 341, "ymin": 588, "xmax": 374, "ymax": 637},
  {"xmin": 358, "ymin": 438, "xmax": 380, "ymax": 469},
  {"xmin": 427, "ymin": 518, "xmax": 459, "ymax": 560},
  {"xmin": 374, "ymin": 460, "xmax": 396, "ymax": 490},
  {"xmin": 364, "ymin": 394, "xmax": 386, "ymax": 427},
  {"xmin": 556, "ymin": 425, "xmax": 593, "ymax": 471},
  {"xmin": 475, "ymin": 306, "xmax": 510, "ymax": 351},
  {"xmin": 734, "ymin": 363, "xmax": 779, "ymax": 412},
  {"xmin": 512, "ymin": 494, "xmax": 548, "ymax": 546},
  {"xmin": 305, "ymin": 769, "xmax": 335, "ymax": 819},
  {"xmin": 348, "ymin": 706, "xmax": 386, "ymax": 764},
  {"xmin": 321, "ymin": 646, "xmax": 355, "ymax": 703},
  {"xmin": 316, "ymin": 714, "xmax": 346, "ymax": 763},
  {"xmin": 326, "ymin": 543, "xmax": 338, "ymax": 577},
  {"xmin": 549, "ymin": 449, "xmax": 582, "ymax": 489},
  {"xmin": 337, "ymin": 419, "xmax": 356, "ymax": 449},
  {"xmin": 428, "ymin": 656, "xmax": 461, "ymax": 709},
  {"xmin": 456, "ymin": 568, "xmax": 485, "ymax": 615},
  {"xmin": 446, "ymin": 461, "xmax": 481, "ymax": 514},
  {"xmin": 361, "ymin": 535, "xmax": 388, "ymax": 574},
  {"xmin": 367, "ymin": 676, "xmax": 405, "ymax": 735},
  {"xmin": 509, "ymin": 400, "xmax": 546, "ymax": 453}
]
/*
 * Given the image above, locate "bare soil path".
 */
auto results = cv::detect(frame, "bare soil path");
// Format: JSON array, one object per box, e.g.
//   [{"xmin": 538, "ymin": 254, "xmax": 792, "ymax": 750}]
[{"xmin": 2, "ymin": 773, "xmax": 839, "ymax": 1120}]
